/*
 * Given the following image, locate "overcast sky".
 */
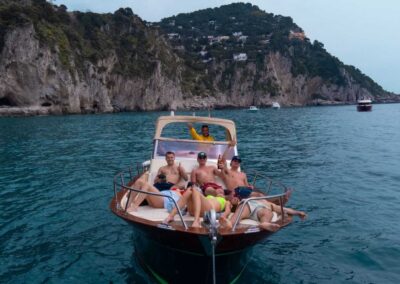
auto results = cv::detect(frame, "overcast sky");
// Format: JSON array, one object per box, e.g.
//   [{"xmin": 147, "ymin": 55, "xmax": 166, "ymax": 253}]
[{"xmin": 56, "ymin": 0, "xmax": 400, "ymax": 94}]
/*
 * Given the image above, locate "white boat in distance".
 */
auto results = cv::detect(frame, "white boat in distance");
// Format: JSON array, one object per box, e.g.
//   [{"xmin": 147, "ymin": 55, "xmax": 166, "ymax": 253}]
[
  {"xmin": 247, "ymin": 106, "xmax": 259, "ymax": 112},
  {"xmin": 272, "ymin": 102, "xmax": 281, "ymax": 109}
]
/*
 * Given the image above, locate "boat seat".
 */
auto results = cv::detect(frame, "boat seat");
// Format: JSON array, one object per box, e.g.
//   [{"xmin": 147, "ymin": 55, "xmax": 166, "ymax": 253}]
[{"xmin": 125, "ymin": 205, "xmax": 279, "ymax": 226}]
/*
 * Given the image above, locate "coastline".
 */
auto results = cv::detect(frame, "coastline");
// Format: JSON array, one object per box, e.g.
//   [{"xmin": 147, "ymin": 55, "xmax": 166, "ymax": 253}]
[{"xmin": 2, "ymin": 99, "xmax": 400, "ymax": 117}]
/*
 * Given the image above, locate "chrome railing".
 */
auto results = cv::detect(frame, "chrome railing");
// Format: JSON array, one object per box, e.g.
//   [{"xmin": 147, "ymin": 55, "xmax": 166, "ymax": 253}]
[
  {"xmin": 113, "ymin": 167, "xmax": 188, "ymax": 230},
  {"xmin": 246, "ymin": 170, "xmax": 288, "ymax": 196}
]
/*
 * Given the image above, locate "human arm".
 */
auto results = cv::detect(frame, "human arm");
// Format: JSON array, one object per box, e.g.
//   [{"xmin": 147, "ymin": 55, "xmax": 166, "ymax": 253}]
[
  {"xmin": 221, "ymin": 139, "xmax": 236, "ymax": 161},
  {"xmin": 178, "ymin": 163, "xmax": 188, "ymax": 181},
  {"xmin": 190, "ymin": 169, "xmax": 198, "ymax": 185},
  {"xmin": 187, "ymin": 123, "xmax": 202, "ymax": 140},
  {"xmin": 154, "ymin": 167, "xmax": 163, "ymax": 183}
]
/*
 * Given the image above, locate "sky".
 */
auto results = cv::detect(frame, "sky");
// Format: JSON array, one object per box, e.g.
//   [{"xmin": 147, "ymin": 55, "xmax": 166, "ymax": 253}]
[{"xmin": 55, "ymin": 0, "xmax": 400, "ymax": 94}]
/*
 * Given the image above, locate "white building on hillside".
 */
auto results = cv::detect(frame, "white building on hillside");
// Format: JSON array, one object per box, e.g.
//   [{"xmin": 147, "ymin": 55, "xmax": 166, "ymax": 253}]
[{"xmin": 233, "ymin": 53, "xmax": 247, "ymax": 61}]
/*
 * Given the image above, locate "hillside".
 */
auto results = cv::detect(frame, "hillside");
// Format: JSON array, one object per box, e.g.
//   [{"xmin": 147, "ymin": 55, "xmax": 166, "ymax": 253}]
[{"xmin": 0, "ymin": 1, "xmax": 398, "ymax": 116}]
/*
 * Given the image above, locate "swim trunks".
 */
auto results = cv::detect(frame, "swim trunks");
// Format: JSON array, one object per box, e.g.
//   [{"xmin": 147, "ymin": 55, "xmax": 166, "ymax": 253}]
[
  {"xmin": 162, "ymin": 190, "xmax": 181, "ymax": 213},
  {"xmin": 247, "ymin": 200, "xmax": 272, "ymax": 221},
  {"xmin": 206, "ymin": 195, "xmax": 226, "ymax": 211},
  {"xmin": 201, "ymin": 182, "xmax": 222, "ymax": 193},
  {"xmin": 154, "ymin": 182, "xmax": 174, "ymax": 191}
]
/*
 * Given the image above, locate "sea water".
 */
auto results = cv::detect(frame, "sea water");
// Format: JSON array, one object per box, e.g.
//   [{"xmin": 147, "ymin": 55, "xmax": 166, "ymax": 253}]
[{"xmin": 1, "ymin": 104, "xmax": 400, "ymax": 283}]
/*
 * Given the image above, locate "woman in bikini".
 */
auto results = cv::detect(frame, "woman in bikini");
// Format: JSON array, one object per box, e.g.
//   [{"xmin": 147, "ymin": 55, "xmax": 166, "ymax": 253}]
[{"xmin": 163, "ymin": 183, "xmax": 231, "ymax": 228}]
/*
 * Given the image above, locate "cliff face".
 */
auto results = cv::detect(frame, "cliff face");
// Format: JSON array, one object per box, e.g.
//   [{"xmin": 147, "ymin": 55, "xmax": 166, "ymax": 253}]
[
  {"xmin": 0, "ymin": 2, "xmax": 398, "ymax": 116},
  {"xmin": 0, "ymin": 24, "xmax": 187, "ymax": 115}
]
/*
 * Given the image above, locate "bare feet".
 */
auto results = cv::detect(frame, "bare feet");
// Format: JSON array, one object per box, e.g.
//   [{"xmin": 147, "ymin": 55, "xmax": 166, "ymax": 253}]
[
  {"xmin": 191, "ymin": 220, "xmax": 202, "ymax": 228},
  {"xmin": 163, "ymin": 215, "xmax": 174, "ymax": 224},
  {"xmin": 259, "ymin": 222, "xmax": 280, "ymax": 232},
  {"xmin": 282, "ymin": 188, "xmax": 293, "ymax": 205},
  {"xmin": 127, "ymin": 204, "xmax": 139, "ymax": 212},
  {"xmin": 219, "ymin": 216, "xmax": 232, "ymax": 230},
  {"xmin": 298, "ymin": 211, "xmax": 307, "ymax": 220}
]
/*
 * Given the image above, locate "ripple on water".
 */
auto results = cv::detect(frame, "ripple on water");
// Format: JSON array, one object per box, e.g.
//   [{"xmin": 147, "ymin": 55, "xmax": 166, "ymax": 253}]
[{"xmin": 1, "ymin": 106, "xmax": 400, "ymax": 283}]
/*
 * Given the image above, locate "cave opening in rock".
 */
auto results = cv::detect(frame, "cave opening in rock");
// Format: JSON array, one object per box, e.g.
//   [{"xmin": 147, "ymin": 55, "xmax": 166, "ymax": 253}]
[
  {"xmin": 41, "ymin": 102, "xmax": 52, "ymax": 107},
  {"xmin": 0, "ymin": 96, "xmax": 16, "ymax": 106}
]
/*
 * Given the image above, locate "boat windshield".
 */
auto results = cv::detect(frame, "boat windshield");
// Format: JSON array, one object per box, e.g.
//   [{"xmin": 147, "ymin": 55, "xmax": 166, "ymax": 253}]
[{"xmin": 154, "ymin": 140, "xmax": 235, "ymax": 160}]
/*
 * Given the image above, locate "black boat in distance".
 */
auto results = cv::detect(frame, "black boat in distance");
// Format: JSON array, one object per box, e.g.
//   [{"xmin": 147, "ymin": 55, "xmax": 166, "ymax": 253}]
[
  {"xmin": 110, "ymin": 114, "xmax": 298, "ymax": 283},
  {"xmin": 357, "ymin": 99, "xmax": 372, "ymax": 112}
]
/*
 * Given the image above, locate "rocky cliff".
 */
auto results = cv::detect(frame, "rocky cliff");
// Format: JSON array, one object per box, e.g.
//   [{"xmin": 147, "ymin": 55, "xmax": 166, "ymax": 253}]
[{"xmin": 0, "ymin": 1, "xmax": 398, "ymax": 116}]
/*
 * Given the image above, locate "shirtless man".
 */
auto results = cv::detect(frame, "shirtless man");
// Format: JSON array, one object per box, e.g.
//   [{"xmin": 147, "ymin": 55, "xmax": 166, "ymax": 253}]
[
  {"xmin": 219, "ymin": 141, "xmax": 292, "ymax": 203},
  {"xmin": 153, "ymin": 151, "xmax": 188, "ymax": 190},
  {"xmin": 220, "ymin": 199, "xmax": 307, "ymax": 232},
  {"xmin": 191, "ymin": 152, "xmax": 224, "ymax": 195}
]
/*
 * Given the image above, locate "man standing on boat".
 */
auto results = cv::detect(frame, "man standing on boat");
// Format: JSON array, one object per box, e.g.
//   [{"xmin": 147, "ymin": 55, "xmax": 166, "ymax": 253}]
[
  {"xmin": 154, "ymin": 151, "xmax": 188, "ymax": 190},
  {"xmin": 187, "ymin": 123, "xmax": 214, "ymax": 141}
]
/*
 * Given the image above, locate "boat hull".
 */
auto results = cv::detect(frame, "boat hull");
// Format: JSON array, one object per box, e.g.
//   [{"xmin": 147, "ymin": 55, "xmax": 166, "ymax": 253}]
[
  {"xmin": 129, "ymin": 221, "xmax": 254, "ymax": 283},
  {"xmin": 119, "ymin": 215, "xmax": 280, "ymax": 283},
  {"xmin": 357, "ymin": 105, "xmax": 372, "ymax": 112}
]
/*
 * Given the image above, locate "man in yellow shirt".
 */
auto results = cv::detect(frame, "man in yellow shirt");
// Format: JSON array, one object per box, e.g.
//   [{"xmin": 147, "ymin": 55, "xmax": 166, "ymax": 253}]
[{"xmin": 187, "ymin": 123, "xmax": 214, "ymax": 141}]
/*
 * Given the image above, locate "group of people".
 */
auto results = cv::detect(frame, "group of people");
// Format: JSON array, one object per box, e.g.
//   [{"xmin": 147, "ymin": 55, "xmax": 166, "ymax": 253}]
[{"xmin": 127, "ymin": 124, "xmax": 306, "ymax": 232}]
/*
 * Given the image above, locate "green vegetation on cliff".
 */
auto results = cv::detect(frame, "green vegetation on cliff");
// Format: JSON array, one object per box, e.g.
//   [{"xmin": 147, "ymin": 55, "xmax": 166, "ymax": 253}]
[
  {"xmin": 0, "ymin": 1, "xmax": 392, "ymax": 102},
  {"xmin": 0, "ymin": 0, "xmax": 178, "ymax": 79},
  {"xmin": 158, "ymin": 2, "xmax": 387, "ymax": 96}
]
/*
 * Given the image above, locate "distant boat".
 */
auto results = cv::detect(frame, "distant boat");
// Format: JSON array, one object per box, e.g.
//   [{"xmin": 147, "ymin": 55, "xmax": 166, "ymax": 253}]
[
  {"xmin": 272, "ymin": 102, "xmax": 281, "ymax": 109},
  {"xmin": 357, "ymin": 99, "xmax": 372, "ymax": 112},
  {"xmin": 248, "ymin": 106, "xmax": 259, "ymax": 112}
]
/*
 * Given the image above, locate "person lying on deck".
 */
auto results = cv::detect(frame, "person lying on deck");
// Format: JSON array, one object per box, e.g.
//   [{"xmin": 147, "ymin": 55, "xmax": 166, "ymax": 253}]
[
  {"xmin": 163, "ymin": 183, "xmax": 232, "ymax": 228},
  {"xmin": 191, "ymin": 151, "xmax": 224, "ymax": 195},
  {"xmin": 126, "ymin": 177, "xmax": 183, "ymax": 212},
  {"xmin": 153, "ymin": 151, "xmax": 188, "ymax": 191},
  {"xmin": 220, "ymin": 197, "xmax": 307, "ymax": 232}
]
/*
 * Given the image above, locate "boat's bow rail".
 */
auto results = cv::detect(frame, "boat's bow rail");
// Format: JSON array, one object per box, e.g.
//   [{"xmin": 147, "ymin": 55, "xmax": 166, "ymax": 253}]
[
  {"xmin": 113, "ymin": 167, "xmax": 291, "ymax": 232},
  {"xmin": 246, "ymin": 170, "xmax": 289, "ymax": 195},
  {"xmin": 113, "ymin": 168, "xmax": 189, "ymax": 230}
]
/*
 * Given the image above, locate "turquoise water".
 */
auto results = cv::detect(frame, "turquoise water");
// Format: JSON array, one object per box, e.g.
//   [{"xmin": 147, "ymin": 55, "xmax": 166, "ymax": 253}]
[{"xmin": 1, "ymin": 104, "xmax": 400, "ymax": 283}]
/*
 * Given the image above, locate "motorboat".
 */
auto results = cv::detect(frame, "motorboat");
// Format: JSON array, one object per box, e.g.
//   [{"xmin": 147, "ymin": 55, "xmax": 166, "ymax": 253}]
[
  {"xmin": 357, "ymin": 99, "xmax": 372, "ymax": 112},
  {"xmin": 272, "ymin": 102, "xmax": 281, "ymax": 109},
  {"xmin": 110, "ymin": 115, "xmax": 295, "ymax": 283},
  {"xmin": 247, "ymin": 105, "xmax": 259, "ymax": 112}
]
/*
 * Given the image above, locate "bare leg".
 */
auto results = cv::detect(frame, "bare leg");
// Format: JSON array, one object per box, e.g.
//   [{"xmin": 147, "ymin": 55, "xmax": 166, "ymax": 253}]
[
  {"xmin": 164, "ymin": 189, "xmax": 193, "ymax": 223},
  {"xmin": 127, "ymin": 180, "xmax": 165, "ymax": 211},
  {"xmin": 126, "ymin": 179, "xmax": 147, "ymax": 211},
  {"xmin": 258, "ymin": 209, "xmax": 280, "ymax": 232},
  {"xmin": 191, "ymin": 189, "xmax": 213, "ymax": 228},
  {"xmin": 219, "ymin": 216, "xmax": 232, "ymax": 230},
  {"xmin": 228, "ymin": 203, "xmax": 252, "ymax": 228}
]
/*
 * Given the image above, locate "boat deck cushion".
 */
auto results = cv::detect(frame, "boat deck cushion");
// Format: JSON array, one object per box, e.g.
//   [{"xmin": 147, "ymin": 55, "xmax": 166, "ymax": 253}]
[{"xmin": 127, "ymin": 205, "xmax": 278, "ymax": 226}]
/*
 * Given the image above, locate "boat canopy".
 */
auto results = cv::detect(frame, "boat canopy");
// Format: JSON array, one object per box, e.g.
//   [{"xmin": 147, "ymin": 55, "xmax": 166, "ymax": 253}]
[{"xmin": 154, "ymin": 115, "xmax": 237, "ymax": 142}]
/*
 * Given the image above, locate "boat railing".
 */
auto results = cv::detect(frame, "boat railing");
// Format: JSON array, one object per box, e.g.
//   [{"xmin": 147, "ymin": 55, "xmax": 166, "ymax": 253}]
[
  {"xmin": 230, "ymin": 170, "xmax": 289, "ymax": 232},
  {"xmin": 231, "ymin": 193, "xmax": 287, "ymax": 232},
  {"xmin": 113, "ymin": 167, "xmax": 188, "ymax": 230},
  {"xmin": 246, "ymin": 170, "xmax": 288, "ymax": 196}
]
